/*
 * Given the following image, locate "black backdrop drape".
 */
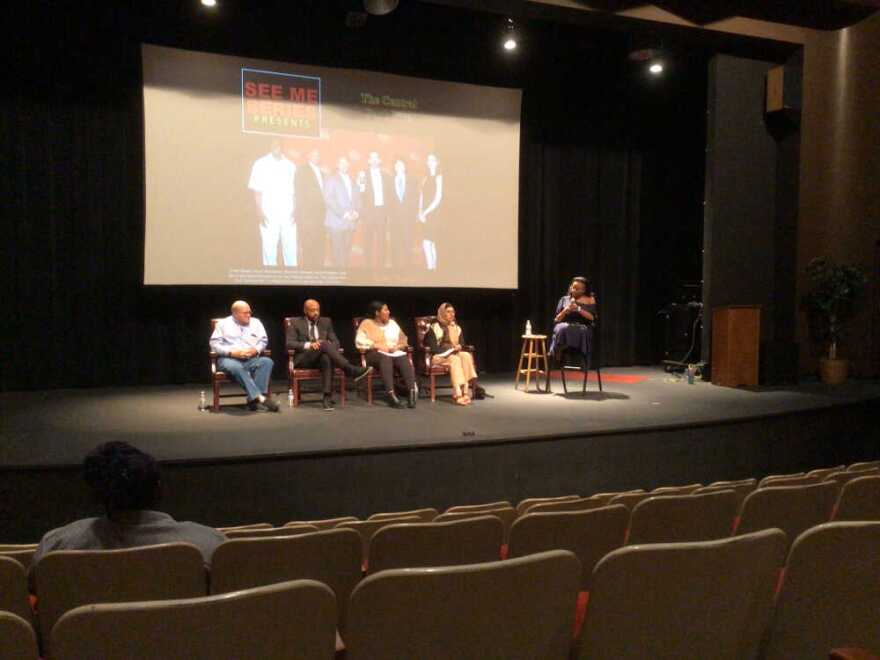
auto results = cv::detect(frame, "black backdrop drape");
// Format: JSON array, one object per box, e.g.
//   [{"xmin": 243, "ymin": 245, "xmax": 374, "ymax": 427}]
[{"xmin": 1, "ymin": 1, "xmax": 707, "ymax": 391}]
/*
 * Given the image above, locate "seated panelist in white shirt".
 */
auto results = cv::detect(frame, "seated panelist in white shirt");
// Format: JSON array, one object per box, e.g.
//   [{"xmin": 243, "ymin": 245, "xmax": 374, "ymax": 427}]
[{"xmin": 209, "ymin": 300, "xmax": 280, "ymax": 412}]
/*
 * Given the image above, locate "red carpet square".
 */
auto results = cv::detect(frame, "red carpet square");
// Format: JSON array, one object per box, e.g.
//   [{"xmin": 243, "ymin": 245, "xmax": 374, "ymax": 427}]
[{"xmin": 549, "ymin": 371, "xmax": 648, "ymax": 384}]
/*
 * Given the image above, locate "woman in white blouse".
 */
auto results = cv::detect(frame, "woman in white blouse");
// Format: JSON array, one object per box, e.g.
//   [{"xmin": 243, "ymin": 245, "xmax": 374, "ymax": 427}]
[{"xmin": 356, "ymin": 301, "xmax": 418, "ymax": 408}]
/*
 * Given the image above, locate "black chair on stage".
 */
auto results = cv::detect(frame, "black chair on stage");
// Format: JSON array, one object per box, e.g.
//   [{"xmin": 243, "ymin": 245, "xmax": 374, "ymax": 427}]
[{"xmin": 556, "ymin": 321, "xmax": 602, "ymax": 395}]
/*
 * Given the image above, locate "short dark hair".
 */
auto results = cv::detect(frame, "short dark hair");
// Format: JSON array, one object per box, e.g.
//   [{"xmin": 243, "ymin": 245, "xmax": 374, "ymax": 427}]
[
  {"xmin": 367, "ymin": 300, "xmax": 387, "ymax": 319},
  {"xmin": 83, "ymin": 441, "xmax": 160, "ymax": 516}
]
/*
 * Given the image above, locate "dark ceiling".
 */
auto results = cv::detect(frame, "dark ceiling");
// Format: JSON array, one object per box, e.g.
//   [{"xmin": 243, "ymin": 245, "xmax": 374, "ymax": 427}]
[
  {"xmin": 582, "ymin": 0, "xmax": 878, "ymax": 29},
  {"xmin": 419, "ymin": 0, "xmax": 878, "ymax": 30}
]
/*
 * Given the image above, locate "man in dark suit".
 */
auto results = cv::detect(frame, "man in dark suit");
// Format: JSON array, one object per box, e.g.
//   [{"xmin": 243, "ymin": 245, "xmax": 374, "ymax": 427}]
[
  {"xmin": 294, "ymin": 148, "xmax": 327, "ymax": 270},
  {"xmin": 323, "ymin": 156, "xmax": 361, "ymax": 269},
  {"xmin": 389, "ymin": 156, "xmax": 418, "ymax": 269},
  {"xmin": 285, "ymin": 299, "xmax": 371, "ymax": 410},
  {"xmin": 360, "ymin": 151, "xmax": 392, "ymax": 269}
]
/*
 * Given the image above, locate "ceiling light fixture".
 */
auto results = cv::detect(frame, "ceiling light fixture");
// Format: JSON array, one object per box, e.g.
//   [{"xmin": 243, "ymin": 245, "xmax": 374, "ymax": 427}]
[
  {"xmin": 363, "ymin": 0, "xmax": 398, "ymax": 16},
  {"xmin": 502, "ymin": 18, "xmax": 518, "ymax": 52}
]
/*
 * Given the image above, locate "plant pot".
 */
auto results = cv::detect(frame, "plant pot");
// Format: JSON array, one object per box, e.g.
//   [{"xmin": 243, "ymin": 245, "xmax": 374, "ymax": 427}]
[{"xmin": 819, "ymin": 358, "xmax": 848, "ymax": 385}]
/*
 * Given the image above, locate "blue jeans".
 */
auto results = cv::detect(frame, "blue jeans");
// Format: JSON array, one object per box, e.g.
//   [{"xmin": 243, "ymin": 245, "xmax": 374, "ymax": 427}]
[{"xmin": 218, "ymin": 356, "xmax": 273, "ymax": 401}]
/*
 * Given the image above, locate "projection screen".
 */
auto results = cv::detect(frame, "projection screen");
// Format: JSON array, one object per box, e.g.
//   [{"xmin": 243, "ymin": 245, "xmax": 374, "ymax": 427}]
[{"xmin": 142, "ymin": 44, "xmax": 521, "ymax": 288}]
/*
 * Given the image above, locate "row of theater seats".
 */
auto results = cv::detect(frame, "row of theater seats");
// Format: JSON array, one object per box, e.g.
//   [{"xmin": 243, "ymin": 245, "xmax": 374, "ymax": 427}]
[
  {"xmin": 1, "ymin": 522, "xmax": 877, "ymax": 659},
  {"xmin": 1, "ymin": 460, "xmax": 878, "ymax": 658}
]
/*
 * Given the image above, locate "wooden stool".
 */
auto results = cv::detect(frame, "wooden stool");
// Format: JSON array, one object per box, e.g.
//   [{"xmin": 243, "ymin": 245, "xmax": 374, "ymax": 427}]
[{"xmin": 516, "ymin": 334, "xmax": 551, "ymax": 392}]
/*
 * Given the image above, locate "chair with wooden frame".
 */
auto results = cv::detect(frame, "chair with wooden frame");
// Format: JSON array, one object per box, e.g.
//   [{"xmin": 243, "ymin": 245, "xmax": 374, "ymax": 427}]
[
  {"xmin": 209, "ymin": 318, "xmax": 272, "ymax": 413},
  {"xmin": 351, "ymin": 316, "xmax": 414, "ymax": 404},
  {"xmin": 413, "ymin": 315, "xmax": 478, "ymax": 403},
  {"xmin": 283, "ymin": 317, "xmax": 346, "ymax": 408}
]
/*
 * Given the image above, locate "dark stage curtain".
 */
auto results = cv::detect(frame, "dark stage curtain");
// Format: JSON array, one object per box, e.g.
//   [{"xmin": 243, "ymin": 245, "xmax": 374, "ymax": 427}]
[
  {"xmin": 519, "ymin": 142, "xmax": 642, "ymax": 369},
  {"xmin": 1, "ymin": 7, "xmax": 650, "ymax": 392},
  {"xmin": 3, "ymin": 113, "xmax": 643, "ymax": 391}
]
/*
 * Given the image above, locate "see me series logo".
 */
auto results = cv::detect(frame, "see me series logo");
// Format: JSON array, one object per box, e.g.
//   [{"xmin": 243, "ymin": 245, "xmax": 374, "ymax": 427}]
[{"xmin": 241, "ymin": 68, "xmax": 321, "ymax": 138}]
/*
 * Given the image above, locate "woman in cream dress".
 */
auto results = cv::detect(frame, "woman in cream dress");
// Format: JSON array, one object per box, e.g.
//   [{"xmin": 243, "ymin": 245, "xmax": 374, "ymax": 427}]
[{"xmin": 426, "ymin": 302, "xmax": 478, "ymax": 405}]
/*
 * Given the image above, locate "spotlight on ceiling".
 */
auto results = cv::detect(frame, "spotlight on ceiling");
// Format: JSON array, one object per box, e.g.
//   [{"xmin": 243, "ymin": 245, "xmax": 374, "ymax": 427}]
[
  {"xmin": 649, "ymin": 62, "xmax": 664, "ymax": 75},
  {"xmin": 363, "ymin": 0, "xmax": 399, "ymax": 15},
  {"xmin": 201, "ymin": 0, "xmax": 217, "ymax": 6},
  {"xmin": 502, "ymin": 18, "xmax": 518, "ymax": 52}
]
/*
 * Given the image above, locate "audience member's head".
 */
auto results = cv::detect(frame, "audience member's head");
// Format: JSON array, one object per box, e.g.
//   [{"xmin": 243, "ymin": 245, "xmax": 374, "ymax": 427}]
[{"xmin": 83, "ymin": 441, "xmax": 160, "ymax": 517}]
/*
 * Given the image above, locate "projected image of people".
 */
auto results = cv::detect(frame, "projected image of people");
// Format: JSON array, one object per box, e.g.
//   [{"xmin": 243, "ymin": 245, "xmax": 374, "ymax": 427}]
[
  {"xmin": 248, "ymin": 139, "xmax": 297, "ymax": 267},
  {"xmin": 360, "ymin": 151, "xmax": 391, "ymax": 269},
  {"xmin": 389, "ymin": 156, "xmax": 417, "ymax": 269},
  {"xmin": 419, "ymin": 152, "xmax": 442, "ymax": 271},
  {"xmin": 142, "ymin": 45, "xmax": 520, "ymax": 288},
  {"xmin": 324, "ymin": 156, "xmax": 360, "ymax": 268},
  {"xmin": 549, "ymin": 276, "xmax": 597, "ymax": 368},
  {"xmin": 295, "ymin": 148, "xmax": 327, "ymax": 270}
]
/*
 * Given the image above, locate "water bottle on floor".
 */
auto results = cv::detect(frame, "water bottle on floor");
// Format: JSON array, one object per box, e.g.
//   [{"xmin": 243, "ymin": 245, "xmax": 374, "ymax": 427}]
[
  {"xmin": 198, "ymin": 390, "xmax": 207, "ymax": 412},
  {"xmin": 288, "ymin": 388, "xmax": 294, "ymax": 408}
]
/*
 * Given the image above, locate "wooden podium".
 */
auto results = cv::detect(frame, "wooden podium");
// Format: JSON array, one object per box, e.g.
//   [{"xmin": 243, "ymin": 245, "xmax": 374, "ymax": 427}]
[{"xmin": 711, "ymin": 306, "xmax": 760, "ymax": 387}]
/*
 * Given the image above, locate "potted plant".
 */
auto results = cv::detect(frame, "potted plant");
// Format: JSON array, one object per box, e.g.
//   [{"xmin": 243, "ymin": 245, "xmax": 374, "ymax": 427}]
[{"xmin": 803, "ymin": 257, "xmax": 869, "ymax": 384}]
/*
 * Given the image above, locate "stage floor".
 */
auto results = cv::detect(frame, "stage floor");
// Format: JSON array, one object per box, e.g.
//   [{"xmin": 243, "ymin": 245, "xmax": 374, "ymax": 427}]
[{"xmin": 3, "ymin": 367, "xmax": 879, "ymax": 469}]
